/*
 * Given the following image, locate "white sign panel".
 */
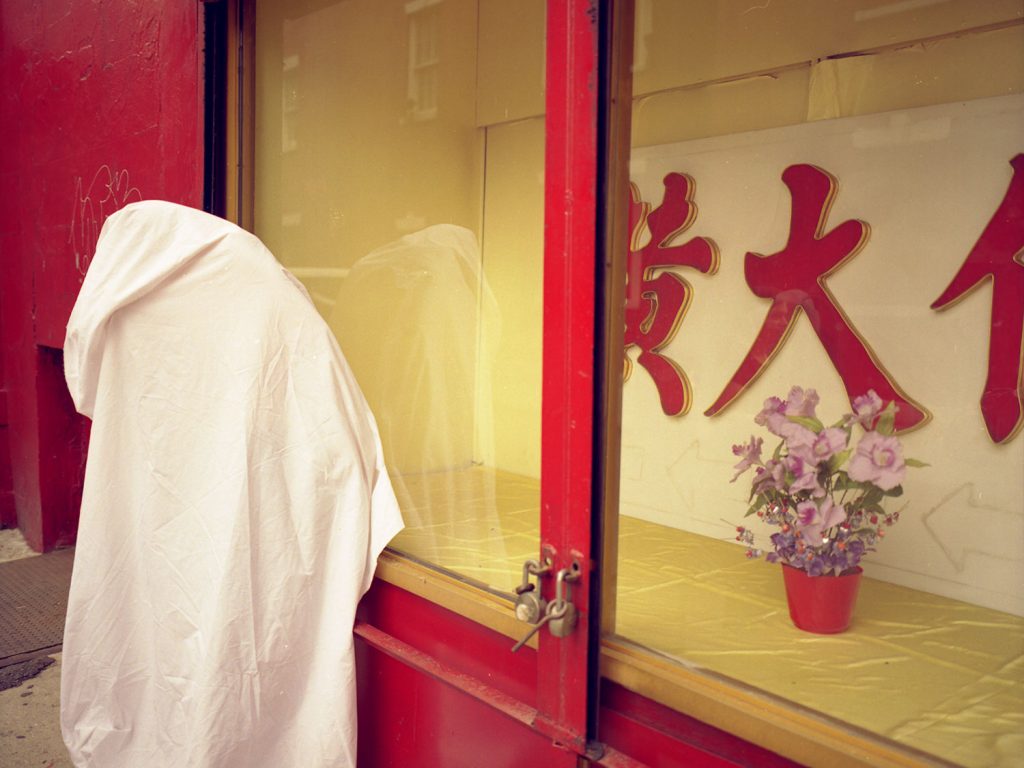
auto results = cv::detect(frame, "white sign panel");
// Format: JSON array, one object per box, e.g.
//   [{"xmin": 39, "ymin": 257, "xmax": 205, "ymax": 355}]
[{"xmin": 623, "ymin": 95, "xmax": 1024, "ymax": 615}]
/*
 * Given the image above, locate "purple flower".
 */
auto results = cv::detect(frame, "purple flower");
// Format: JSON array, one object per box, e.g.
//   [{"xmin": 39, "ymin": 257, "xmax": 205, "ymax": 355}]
[
  {"xmin": 752, "ymin": 459, "xmax": 786, "ymax": 492},
  {"xmin": 755, "ymin": 396, "xmax": 785, "ymax": 425},
  {"xmin": 795, "ymin": 497, "xmax": 846, "ymax": 545},
  {"xmin": 846, "ymin": 390, "xmax": 884, "ymax": 429},
  {"xmin": 845, "ymin": 539, "xmax": 867, "ymax": 565},
  {"xmin": 769, "ymin": 531, "xmax": 799, "ymax": 565},
  {"xmin": 824, "ymin": 552, "xmax": 847, "ymax": 575},
  {"xmin": 784, "ymin": 386, "xmax": 820, "ymax": 419},
  {"xmin": 785, "ymin": 454, "xmax": 822, "ymax": 495},
  {"xmin": 734, "ymin": 387, "xmax": 918, "ymax": 575},
  {"xmin": 795, "ymin": 500, "xmax": 818, "ymax": 527},
  {"xmin": 730, "ymin": 436, "xmax": 763, "ymax": 481},
  {"xmin": 778, "ymin": 420, "xmax": 818, "ymax": 451},
  {"xmin": 789, "ymin": 426, "xmax": 848, "ymax": 465},
  {"xmin": 755, "ymin": 396, "xmax": 788, "ymax": 436},
  {"xmin": 849, "ymin": 431, "xmax": 906, "ymax": 490}
]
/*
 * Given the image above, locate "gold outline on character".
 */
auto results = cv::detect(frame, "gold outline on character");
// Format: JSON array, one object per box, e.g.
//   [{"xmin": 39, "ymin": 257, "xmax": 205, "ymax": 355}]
[
  {"xmin": 625, "ymin": 175, "xmax": 720, "ymax": 417},
  {"xmin": 705, "ymin": 164, "xmax": 932, "ymax": 433}
]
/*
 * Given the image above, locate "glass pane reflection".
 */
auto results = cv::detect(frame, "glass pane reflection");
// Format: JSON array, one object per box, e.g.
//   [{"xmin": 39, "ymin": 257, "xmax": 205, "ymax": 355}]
[{"xmin": 253, "ymin": 0, "xmax": 546, "ymax": 595}]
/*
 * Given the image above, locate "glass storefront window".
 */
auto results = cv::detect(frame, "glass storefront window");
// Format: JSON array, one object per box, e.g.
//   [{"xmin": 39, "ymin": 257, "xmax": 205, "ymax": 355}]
[
  {"xmin": 611, "ymin": 2, "xmax": 1024, "ymax": 765},
  {"xmin": 253, "ymin": 0, "xmax": 547, "ymax": 596},
  {"xmin": 245, "ymin": 1, "xmax": 1024, "ymax": 762}
]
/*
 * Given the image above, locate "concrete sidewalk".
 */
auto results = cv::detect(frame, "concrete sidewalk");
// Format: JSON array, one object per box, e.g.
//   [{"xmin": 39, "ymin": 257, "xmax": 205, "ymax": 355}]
[{"xmin": 0, "ymin": 529, "xmax": 74, "ymax": 768}]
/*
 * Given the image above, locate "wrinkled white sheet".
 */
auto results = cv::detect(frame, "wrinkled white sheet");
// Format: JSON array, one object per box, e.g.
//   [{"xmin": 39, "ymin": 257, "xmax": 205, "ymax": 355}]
[{"xmin": 61, "ymin": 201, "xmax": 403, "ymax": 768}]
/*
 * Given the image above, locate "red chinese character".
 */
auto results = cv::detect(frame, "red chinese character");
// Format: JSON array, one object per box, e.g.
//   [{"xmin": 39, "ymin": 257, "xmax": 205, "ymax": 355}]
[
  {"xmin": 932, "ymin": 154, "xmax": 1024, "ymax": 444},
  {"xmin": 705, "ymin": 164, "xmax": 929, "ymax": 432},
  {"xmin": 625, "ymin": 173, "xmax": 718, "ymax": 416}
]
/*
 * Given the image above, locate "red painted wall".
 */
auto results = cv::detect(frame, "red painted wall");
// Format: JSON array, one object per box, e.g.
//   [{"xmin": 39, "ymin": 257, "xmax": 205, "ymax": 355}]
[
  {"xmin": 0, "ymin": 0, "xmax": 205, "ymax": 549},
  {"xmin": 0, "ymin": 337, "xmax": 14, "ymax": 528}
]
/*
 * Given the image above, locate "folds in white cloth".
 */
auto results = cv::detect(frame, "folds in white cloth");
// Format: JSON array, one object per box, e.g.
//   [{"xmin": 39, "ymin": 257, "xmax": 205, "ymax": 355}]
[{"xmin": 61, "ymin": 200, "xmax": 403, "ymax": 768}]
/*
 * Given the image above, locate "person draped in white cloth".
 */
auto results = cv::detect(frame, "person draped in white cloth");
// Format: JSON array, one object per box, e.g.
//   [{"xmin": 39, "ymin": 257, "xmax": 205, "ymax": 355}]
[{"xmin": 60, "ymin": 200, "xmax": 403, "ymax": 768}]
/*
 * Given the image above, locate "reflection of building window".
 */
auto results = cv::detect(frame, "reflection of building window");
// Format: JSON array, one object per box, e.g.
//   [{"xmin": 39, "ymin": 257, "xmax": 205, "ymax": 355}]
[
  {"xmin": 634, "ymin": 0, "xmax": 652, "ymax": 73},
  {"xmin": 406, "ymin": 0, "xmax": 441, "ymax": 121},
  {"xmin": 282, "ymin": 54, "xmax": 299, "ymax": 152}
]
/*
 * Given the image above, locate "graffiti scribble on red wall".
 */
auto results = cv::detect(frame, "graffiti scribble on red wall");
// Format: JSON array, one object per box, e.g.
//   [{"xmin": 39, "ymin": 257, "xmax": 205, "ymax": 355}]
[
  {"xmin": 625, "ymin": 173, "xmax": 719, "ymax": 416},
  {"xmin": 705, "ymin": 164, "xmax": 930, "ymax": 432},
  {"xmin": 932, "ymin": 154, "xmax": 1024, "ymax": 444},
  {"xmin": 69, "ymin": 165, "xmax": 142, "ymax": 276}
]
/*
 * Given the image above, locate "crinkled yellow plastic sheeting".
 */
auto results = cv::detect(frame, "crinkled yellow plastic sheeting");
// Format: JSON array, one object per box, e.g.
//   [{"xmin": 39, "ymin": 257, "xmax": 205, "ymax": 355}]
[
  {"xmin": 389, "ymin": 467, "xmax": 1023, "ymax": 768},
  {"xmin": 615, "ymin": 516, "xmax": 1024, "ymax": 768}
]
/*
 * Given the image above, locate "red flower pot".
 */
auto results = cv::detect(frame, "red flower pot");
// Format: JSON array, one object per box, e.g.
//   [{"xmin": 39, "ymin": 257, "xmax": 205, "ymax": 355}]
[{"xmin": 781, "ymin": 564, "xmax": 862, "ymax": 634}]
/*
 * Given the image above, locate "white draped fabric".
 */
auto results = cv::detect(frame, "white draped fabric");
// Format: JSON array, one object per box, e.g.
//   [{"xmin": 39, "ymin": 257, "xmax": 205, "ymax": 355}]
[{"xmin": 61, "ymin": 201, "xmax": 402, "ymax": 767}]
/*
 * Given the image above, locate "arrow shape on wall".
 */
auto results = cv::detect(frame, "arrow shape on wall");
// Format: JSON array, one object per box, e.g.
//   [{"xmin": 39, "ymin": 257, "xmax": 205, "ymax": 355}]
[{"xmin": 922, "ymin": 483, "xmax": 1024, "ymax": 572}]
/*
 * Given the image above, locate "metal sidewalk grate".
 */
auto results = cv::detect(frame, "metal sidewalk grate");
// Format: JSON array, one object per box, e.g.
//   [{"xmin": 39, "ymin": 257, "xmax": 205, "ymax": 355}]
[{"xmin": 0, "ymin": 548, "xmax": 74, "ymax": 668}]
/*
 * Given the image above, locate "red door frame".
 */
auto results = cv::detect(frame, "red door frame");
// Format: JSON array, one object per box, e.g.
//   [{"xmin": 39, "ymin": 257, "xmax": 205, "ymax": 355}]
[{"xmin": 538, "ymin": 0, "xmax": 601, "ymax": 753}]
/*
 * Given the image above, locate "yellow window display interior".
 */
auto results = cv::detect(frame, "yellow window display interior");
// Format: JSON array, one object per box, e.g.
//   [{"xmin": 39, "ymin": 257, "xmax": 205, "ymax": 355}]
[
  {"xmin": 249, "ymin": 1, "xmax": 1024, "ymax": 766},
  {"xmin": 387, "ymin": 466, "xmax": 1023, "ymax": 767},
  {"xmin": 253, "ymin": 0, "xmax": 546, "ymax": 580}
]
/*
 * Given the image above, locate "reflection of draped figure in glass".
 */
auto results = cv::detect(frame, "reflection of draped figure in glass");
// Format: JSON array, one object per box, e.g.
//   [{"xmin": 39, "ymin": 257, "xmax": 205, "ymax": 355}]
[{"xmin": 330, "ymin": 225, "xmax": 507, "ymax": 585}]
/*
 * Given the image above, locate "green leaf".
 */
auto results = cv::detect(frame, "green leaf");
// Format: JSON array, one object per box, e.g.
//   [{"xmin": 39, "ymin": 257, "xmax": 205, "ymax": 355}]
[
  {"xmin": 746, "ymin": 494, "xmax": 766, "ymax": 517},
  {"xmin": 876, "ymin": 411, "xmax": 896, "ymax": 436},
  {"xmin": 833, "ymin": 475, "xmax": 868, "ymax": 494},
  {"xmin": 828, "ymin": 449, "xmax": 852, "ymax": 473},
  {"xmin": 788, "ymin": 415, "xmax": 824, "ymax": 432},
  {"xmin": 872, "ymin": 400, "xmax": 898, "ymax": 435},
  {"xmin": 905, "ymin": 458, "xmax": 929, "ymax": 468},
  {"xmin": 882, "ymin": 485, "xmax": 903, "ymax": 498},
  {"xmin": 864, "ymin": 489, "xmax": 888, "ymax": 507}
]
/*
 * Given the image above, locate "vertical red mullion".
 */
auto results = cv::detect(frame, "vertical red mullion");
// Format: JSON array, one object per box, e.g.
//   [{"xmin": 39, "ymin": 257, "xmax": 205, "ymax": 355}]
[{"xmin": 538, "ymin": 0, "xmax": 599, "ymax": 753}]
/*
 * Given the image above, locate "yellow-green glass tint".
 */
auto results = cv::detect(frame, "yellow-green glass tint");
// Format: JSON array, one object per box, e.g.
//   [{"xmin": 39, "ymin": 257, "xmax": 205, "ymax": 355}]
[
  {"xmin": 615, "ymin": 1, "xmax": 1024, "ymax": 766},
  {"xmin": 253, "ymin": 0, "xmax": 547, "ymax": 596}
]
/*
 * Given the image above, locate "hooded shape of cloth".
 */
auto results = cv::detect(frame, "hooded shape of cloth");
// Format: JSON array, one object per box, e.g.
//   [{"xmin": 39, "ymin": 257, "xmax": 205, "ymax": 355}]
[{"xmin": 60, "ymin": 200, "xmax": 403, "ymax": 768}]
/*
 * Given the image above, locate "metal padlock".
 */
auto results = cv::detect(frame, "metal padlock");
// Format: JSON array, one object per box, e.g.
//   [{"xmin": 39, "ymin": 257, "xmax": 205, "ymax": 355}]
[
  {"xmin": 546, "ymin": 564, "xmax": 579, "ymax": 638},
  {"xmin": 547, "ymin": 600, "xmax": 577, "ymax": 638},
  {"xmin": 514, "ymin": 590, "xmax": 546, "ymax": 624},
  {"xmin": 511, "ymin": 559, "xmax": 581, "ymax": 652},
  {"xmin": 513, "ymin": 559, "xmax": 548, "ymax": 624}
]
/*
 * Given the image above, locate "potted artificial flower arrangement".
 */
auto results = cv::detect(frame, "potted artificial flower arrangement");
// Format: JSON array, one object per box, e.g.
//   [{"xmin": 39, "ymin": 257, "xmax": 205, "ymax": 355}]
[{"xmin": 731, "ymin": 387, "xmax": 925, "ymax": 634}]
